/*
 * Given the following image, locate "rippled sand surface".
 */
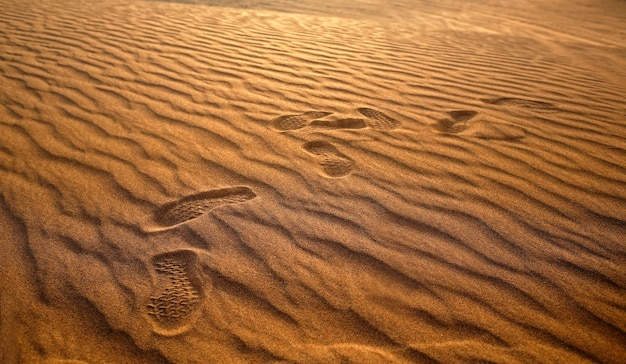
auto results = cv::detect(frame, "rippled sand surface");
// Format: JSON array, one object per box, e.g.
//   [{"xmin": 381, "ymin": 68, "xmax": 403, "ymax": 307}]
[{"xmin": 1, "ymin": 0, "xmax": 625, "ymax": 362}]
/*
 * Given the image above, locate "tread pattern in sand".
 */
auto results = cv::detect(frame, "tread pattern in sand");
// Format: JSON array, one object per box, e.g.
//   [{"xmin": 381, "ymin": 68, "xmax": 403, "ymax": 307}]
[
  {"xmin": 2, "ymin": 0, "xmax": 626, "ymax": 362},
  {"xmin": 303, "ymin": 141, "xmax": 354, "ymax": 178},
  {"xmin": 357, "ymin": 108, "xmax": 401, "ymax": 130},
  {"xmin": 155, "ymin": 187, "xmax": 256, "ymax": 228},
  {"xmin": 481, "ymin": 97, "xmax": 558, "ymax": 112},
  {"xmin": 146, "ymin": 250, "xmax": 203, "ymax": 336},
  {"xmin": 271, "ymin": 111, "xmax": 333, "ymax": 131}
]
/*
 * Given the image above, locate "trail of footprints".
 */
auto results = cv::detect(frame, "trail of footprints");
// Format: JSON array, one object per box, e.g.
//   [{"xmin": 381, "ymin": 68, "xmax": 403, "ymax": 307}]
[
  {"xmin": 271, "ymin": 107, "xmax": 402, "ymax": 178},
  {"xmin": 142, "ymin": 188, "xmax": 258, "ymax": 335},
  {"xmin": 271, "ymin": 108, "xmax": 400, "ymax": 132},
  {"xmin": 269, "ymin": 98, "xmax": 552, "ymax": 177},
  {"xmin": 140, "ymin": 97, "xmax": 554, "ymax": 336},
  {"xmin": 142, "ymin": 108, "xmax": 401, "ymax": 333}
]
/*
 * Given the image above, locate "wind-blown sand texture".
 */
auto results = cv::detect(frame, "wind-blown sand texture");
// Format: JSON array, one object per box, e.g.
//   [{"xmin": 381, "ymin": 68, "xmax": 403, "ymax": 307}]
[{"xmin": 1, "ymin": 0, "xmax": 626, "ymax": 362}]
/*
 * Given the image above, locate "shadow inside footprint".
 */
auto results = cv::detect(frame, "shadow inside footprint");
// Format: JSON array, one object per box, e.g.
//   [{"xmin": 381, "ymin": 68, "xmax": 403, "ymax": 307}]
[
  {"xmin": 303, "ymin": 141, "xmax": 355, "ymax": 178},
  {"xmin": 448, "ymin": 110, "xmax": 478, "ymax": 122},
  {"xmin": 309, "ymin": 118, "xmax": 368, "ymax": 130},
  {"xmin": 357, "ymin": 108, "xmax": 400, "ymax": 130},
  {"xmin": 431, "ymin": 110, "xmax": 478, "ymax": 134},
  {"xmin": 271, "ymin": 111, "xmax": 333, "ymax": 131},
  {"xmin": 432, "ymin": 119, "xmax": 468, "ymax": 134},
  {"xmin": 154, "ymin": 186, "xmax": 256, "ymax": 228},
  {"xmin": 146, "ymin": 250, "xmax": 204, "ymax": 336}
]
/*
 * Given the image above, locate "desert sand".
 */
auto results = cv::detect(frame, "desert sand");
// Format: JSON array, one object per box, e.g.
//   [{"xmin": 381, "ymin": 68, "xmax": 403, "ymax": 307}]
[{"xmin": 1, "ymin": 0, "xmax": 625, "ymax": 362}]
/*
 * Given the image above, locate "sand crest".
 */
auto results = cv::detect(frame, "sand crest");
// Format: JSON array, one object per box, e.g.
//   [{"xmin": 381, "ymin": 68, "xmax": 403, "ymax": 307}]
[{"xmin": 1, "ymin": 0, "xmax": 625, "ymax": 362}]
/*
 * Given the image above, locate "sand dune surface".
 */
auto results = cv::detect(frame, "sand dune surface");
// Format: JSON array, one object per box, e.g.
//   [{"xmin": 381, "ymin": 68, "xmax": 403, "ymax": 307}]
[{"xmin": 1, "ymin": 0, "xmax": 626, "ymax": 362}]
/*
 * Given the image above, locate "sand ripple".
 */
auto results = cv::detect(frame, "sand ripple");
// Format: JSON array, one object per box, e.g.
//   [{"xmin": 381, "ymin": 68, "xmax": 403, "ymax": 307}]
[{"xmin": 1, "ymin": 0, "xmax": 625, "ymax": 362}]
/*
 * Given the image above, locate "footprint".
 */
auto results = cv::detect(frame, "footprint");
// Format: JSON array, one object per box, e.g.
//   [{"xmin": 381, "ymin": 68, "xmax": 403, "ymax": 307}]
[
  {"xmin": 480, "ymin": 97, "xmax": 558, "ymax": 113},
  {"xmin": 303, "ymin": 141, "xmax": 355, "ymax": 178},
  {"xmin": 309, "ymin": 118, "xmax": 368, "ymax": 130},
  {"xmin": 431, "ymin": 110, "xmax": 478, "ymax": 134},
  {"xmin": 271, "ymin": 111, "xmax": 333, "ymax": 131},
  {"xmin": 431, "ymin": 111, "xmax": 526, "ymax": 141},
  {"xmin": 357, "ymin": 108, "xmax": 401, "ymax": 130},
  {"xmin": 145, "ymin": 250, "xmax": 204, "ymax": 336},
  {"xmin": 155, "ymin": 186, "xmax": 256, "ymax": 228}
]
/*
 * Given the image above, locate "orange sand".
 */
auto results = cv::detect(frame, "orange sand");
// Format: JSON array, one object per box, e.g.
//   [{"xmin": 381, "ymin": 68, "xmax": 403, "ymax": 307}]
[{"xmin": 1, "ymin": 0, "xmax": 625, "ymax": 362}]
